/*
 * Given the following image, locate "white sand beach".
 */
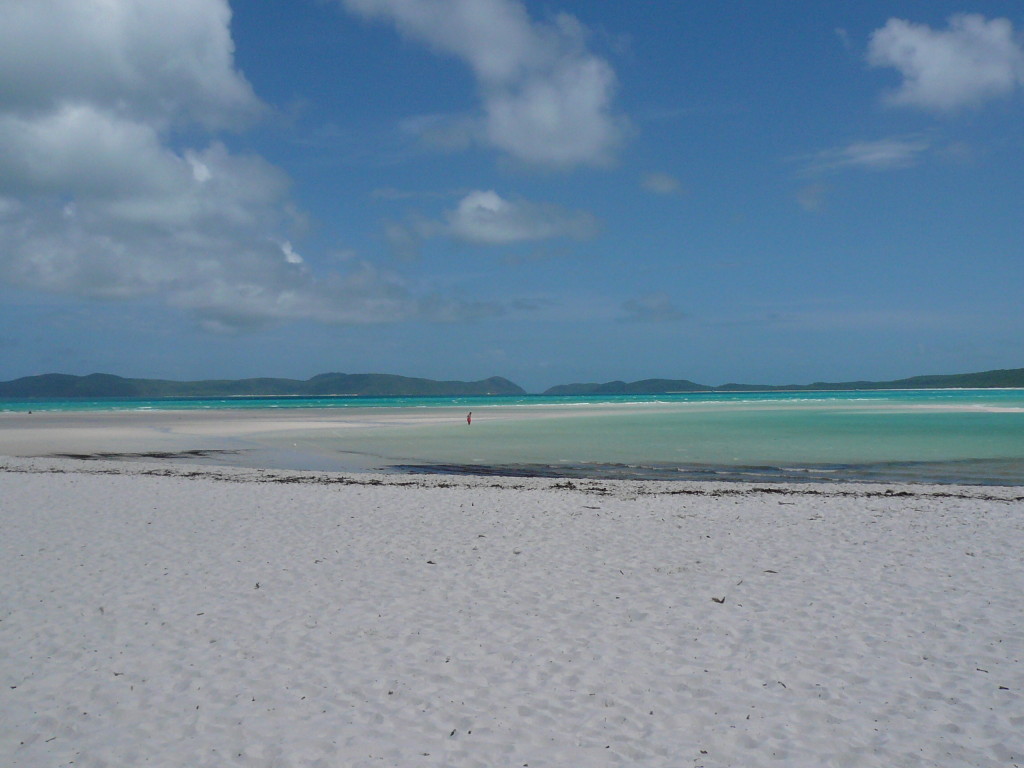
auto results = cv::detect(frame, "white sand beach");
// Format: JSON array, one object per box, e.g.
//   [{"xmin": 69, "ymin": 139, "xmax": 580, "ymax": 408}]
[{"xmin": 2, "ymin": 455, "xmax": 1022, "ymax": 768}]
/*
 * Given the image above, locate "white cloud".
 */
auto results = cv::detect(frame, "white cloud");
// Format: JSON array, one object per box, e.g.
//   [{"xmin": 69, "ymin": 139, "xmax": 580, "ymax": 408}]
[
  {"xmin": 641, "ymin": 172, "xmax": 682, "ymax": 195},
  {"xmin": 0, "ymin": 0, "xmax": 262, "ymax": 129},
  {"xmin": 0, "ymin": 104, "xmax": 180, "ymax": 199},
  {"xmin": 801, "ymin": 136, "xmax": 930, "ymax": 174},
  {"xmin": 188, "ymin": 154, "xmax": 214, "ymax": 184},
  {"xmin": 281, "ymin": 242, "xmax": 304, "ymax": 265},
  {"xmin": 0, "ymin": 0, "xmax": 493, "ymax": 330},
  {"xmin": 446, "ymin": 190, "xmax": 598, "ymax": 245},
  {"xmin": 383, "ymin": 190, "xmax": 598, "ymax": 256},
  {"xmin": 868, "ymin": 14, "xmax": 1024, "ymax": 111},
  {"xmin": 342, "ymin": 0, "xmax": 627, "ymax": 167},
  {"xmin": 483, "ymin": 54, "xmax": 621, "ymax": 167}
]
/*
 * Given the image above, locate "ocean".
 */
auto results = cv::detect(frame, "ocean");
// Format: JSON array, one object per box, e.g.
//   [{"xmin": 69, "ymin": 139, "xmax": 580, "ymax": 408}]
[{"xmin": 4, "ymin": 389, "xmax": 1023, "ymax": 485}]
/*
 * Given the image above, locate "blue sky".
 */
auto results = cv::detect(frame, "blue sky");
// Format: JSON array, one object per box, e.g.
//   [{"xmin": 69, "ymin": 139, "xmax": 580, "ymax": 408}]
[{"xmin": 1, "ymin": 0, "xmax": 1022, "ymax": 391}]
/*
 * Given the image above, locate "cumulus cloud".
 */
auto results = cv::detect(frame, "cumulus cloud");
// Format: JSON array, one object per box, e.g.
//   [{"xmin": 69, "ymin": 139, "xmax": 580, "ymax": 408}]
[
  {"xmin": 621, "ymin": 293, "xmax": 687, "ymax": 323},
  {"xmin": 868, "ymin": 14, "xmax": 1024, "ymax": 111},
  {"xmin": 446, "ymin": 190, "xmax": 598, "ymax": 245},
  {"xmin": 281, "ymin": 242, "xmax": 304, "ymax": 265},
  {"xmin": 342, "ymin": 0, "xmax": 627, "ymax": 167},
  {"xmin": 801, "ymin": 136, "xmax": 930, "ymax": 174},
  {"xmin": 0, "ymin": 0, "xmax": 492, "ymax": 329},
  {"xmin": 0, "ymin": 0, "xmax": 262, "ymax": 129},
  {"xmin": 384, "ymin": 190, "xmax": 599, "ymax": 256}
]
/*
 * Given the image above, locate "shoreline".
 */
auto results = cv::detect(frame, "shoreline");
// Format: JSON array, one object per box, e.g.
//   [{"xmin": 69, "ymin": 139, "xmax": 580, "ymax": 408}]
[
  {"xmin": 4, "ymin": 456, "xmax": 1023, "ymax": 501},
  {"xmin": 3, "ymin": 386, "xmax": 1024, "ymax": 416},
  {"xmin": 2, "ymin": 404, "xmax": 1023, "ymax": 486}
]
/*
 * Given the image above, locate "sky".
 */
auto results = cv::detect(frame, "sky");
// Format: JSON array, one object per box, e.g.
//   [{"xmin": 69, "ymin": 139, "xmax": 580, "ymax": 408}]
[{"xmin": 1, "ymin": 0, "xmax": 1022, "ymax": 392}]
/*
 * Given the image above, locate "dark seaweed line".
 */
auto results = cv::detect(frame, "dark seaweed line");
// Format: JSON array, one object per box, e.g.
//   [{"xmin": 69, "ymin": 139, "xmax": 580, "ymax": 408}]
[{"xmin": 2, "ymin": 458, "xmax": 1022, "ymax": 502}]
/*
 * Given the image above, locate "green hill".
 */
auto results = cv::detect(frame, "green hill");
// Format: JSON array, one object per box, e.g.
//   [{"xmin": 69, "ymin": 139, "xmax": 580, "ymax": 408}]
[
  {"xmin": 542, "ymin": 368, "xmax": 1024, "ymax": 395},
  {"xmin": 0, "ymin": 372, "xmax": 526, "ymax": 398},
  {"xmin": 544, "ymin": 378, "xmax": 711, "ymax": 395},
  {"xmin": 2, "ymin": 367, "xmax": 1021, "ymax": 398}
]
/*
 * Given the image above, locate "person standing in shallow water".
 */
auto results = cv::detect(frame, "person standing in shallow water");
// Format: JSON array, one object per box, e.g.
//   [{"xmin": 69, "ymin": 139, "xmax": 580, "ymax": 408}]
[{"xmin": 467, "ymin": 411, "xmax": 472, "ymax": 425}]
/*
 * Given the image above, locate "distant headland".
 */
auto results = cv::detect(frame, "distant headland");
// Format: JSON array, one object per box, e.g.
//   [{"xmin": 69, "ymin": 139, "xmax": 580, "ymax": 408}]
[
  {"xmin": 0, "ymin": 372, "xmax": 525, "ymax": 398},
  {"xmin": 541, "ymin": 368, "xmax": 1024, "ymax": 395},
  {"xmin": 1, "ymin": 368, "xmax": 1022, "ymax": 398}
]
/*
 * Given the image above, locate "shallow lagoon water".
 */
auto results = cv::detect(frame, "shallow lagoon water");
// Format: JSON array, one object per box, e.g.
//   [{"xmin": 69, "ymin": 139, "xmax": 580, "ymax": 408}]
[
  {"xmin": 4, "ymin": 389, "xmax": 1023, "ymax": 484},
  {"xmin": 246, "ymin": 391, "xmax": 1024, "ymax": 485}
]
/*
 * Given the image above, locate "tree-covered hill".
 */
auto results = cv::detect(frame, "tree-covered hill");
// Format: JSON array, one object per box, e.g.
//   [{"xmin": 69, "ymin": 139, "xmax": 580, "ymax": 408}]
[{"xmin": 0, "ymin": 372, "xmax": 526, "ymax": 398}]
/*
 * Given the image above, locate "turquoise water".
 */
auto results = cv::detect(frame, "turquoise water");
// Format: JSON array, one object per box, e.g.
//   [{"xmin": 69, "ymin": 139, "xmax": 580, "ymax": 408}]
[
  {"xmin": 314, "ymin": 391, "xmax": 1024, "ymax": 485},
  {"xmin": 4, "ymin": 390, "xmax": 1023, "ymax": 484},
  {"xmin": 4, "ymin": 388, "xmax": 1024, "ymax": 412}
]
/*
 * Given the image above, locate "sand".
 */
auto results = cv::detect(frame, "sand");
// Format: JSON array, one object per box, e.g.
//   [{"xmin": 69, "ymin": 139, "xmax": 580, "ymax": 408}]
[
  {"xmin": 0, "ymin": 407, "xmax": 582, "ymax": 472},
  {"xmin": 2, "ymin": 455, "xmax": 1022, "ymax": 767}
]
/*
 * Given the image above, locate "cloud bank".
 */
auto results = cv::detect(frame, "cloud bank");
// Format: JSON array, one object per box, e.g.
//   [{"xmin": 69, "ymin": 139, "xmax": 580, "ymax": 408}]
[
  {"xmin": 868, "ymin": 14, "xmax": 1024, "ymax": 111},
  {"xmin": 0, "ymin": 0, "xmax": 262, "ymax": 130},
  {"xmin": 342, "ymin": 0, "xmax": 627, "ymax": 167},
  {"xmin": 0, "ymin": 0, "xmax": 492, "ymax": 329}
]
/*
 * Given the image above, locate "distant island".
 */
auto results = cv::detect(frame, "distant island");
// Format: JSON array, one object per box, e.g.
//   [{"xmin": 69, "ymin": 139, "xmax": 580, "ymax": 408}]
[
  {"xmin": 0, "ymin": 367, "xmax": 1022, "ymax": 398},
  {"xmin": 0, "ymin": 372, "xmax": 526, "ymax": 398},
  {"xmin": 542, "ymin": 368, "xmax": 1024, "ymax": 395}
]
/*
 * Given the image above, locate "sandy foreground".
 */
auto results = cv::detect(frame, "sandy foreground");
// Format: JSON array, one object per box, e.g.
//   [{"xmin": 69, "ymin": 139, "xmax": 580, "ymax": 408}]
[{"xmin": 1, "ymin": 456, "xmax": 1022, "ymax": 768}]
